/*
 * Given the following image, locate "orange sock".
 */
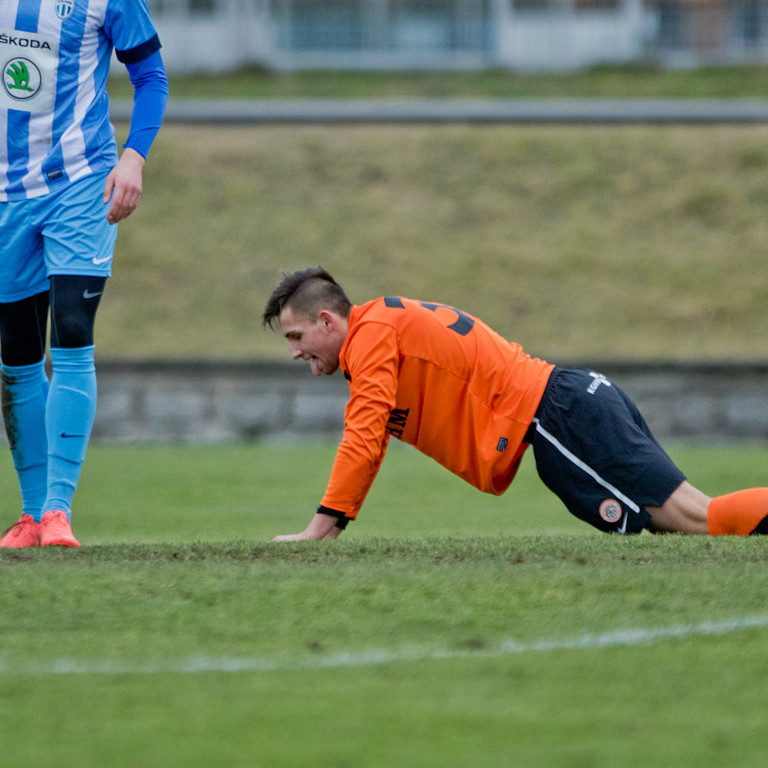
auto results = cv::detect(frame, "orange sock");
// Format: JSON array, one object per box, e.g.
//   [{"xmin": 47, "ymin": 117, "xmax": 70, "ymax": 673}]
[{"xmin": 707, "ymin": 488, "xmax": 768, "ymax": 536}]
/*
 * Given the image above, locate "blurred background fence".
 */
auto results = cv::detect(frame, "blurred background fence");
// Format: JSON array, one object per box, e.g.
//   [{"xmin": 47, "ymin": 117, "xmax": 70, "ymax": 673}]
[{"xmin": 143, "ymin": 1, "xmax": 768, "ymax": 74}]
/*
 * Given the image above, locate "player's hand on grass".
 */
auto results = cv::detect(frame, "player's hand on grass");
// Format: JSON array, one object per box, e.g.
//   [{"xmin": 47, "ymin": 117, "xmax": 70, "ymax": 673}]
[{"xmin": 272, "ymin": 513, "xmax": 344, "ymax": 542}]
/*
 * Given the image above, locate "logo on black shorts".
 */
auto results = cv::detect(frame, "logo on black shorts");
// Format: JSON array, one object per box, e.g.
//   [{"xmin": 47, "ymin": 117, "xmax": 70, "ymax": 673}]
[
  {"xmin": 587, "ymin": 371, "xmax": 612, "ymax": 395},
  {"xmin": 599, "ymin": 498, "xmax": 623, "ymax": 524}
]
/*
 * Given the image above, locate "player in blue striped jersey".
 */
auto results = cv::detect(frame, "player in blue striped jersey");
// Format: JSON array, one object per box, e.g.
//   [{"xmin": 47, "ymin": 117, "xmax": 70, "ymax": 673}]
[{"xmin": 0, "ymin": 0, "xmax": 168, "ymax": 547}]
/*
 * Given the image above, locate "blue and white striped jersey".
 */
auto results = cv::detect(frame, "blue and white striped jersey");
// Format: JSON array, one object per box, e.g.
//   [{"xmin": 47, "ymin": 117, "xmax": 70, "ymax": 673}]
[{"xmin": 0, "ymin": 0, "xmax": 160, "ymax": 201}]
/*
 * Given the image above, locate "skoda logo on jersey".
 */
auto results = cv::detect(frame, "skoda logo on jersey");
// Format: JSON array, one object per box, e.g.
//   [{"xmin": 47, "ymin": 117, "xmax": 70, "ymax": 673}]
[
  {"xmin": 3, "ymin": 58, "xmax": 43, "ymax": 102},
  {"xmin": 56, "ymin": 0, "xmax": 75, "ymax": 20}
]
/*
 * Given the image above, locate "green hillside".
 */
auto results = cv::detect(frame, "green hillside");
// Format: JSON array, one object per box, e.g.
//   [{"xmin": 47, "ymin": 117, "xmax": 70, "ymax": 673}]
[{"xmin": 101, "ymin": 67, "xmax": 768, "ymax": 362}]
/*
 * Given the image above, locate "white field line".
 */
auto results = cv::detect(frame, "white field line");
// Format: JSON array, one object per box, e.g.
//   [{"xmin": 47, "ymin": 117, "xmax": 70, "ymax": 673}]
[{"xmin": 3, "ymin": 614, "xmax": 767, "ymax": 676}]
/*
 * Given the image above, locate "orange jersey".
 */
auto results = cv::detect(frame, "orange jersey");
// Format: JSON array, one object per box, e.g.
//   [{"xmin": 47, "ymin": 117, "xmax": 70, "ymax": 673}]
[{"xmin": 320, "ymin": 298, "xmax": 555, "ymax": 518}]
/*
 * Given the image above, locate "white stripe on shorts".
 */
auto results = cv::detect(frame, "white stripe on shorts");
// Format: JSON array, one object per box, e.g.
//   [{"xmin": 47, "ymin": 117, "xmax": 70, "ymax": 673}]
[{"xmin": 530, "ymin": 417, "xmax": 641, "ymax": 514}]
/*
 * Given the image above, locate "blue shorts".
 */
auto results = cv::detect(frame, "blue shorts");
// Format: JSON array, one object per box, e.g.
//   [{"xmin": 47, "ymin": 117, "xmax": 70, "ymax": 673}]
[
  {"xmin": 528, "ymin": 367, "xmax": 686, "ymax": 534},
  {"xmin": 0, "ymin": 172, "xmax": 117, "ymax": 303}
]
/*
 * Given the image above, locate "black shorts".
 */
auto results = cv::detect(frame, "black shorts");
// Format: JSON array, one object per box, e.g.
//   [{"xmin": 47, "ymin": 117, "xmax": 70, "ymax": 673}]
[{"xmin": 528, "ymin": 367, "xmax": 686, "ymax": 534}]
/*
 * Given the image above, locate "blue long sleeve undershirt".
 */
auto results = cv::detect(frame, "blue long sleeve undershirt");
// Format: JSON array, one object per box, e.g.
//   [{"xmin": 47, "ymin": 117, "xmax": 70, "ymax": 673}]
[{"xmin": 122, "ymin": 50, "xmax": 169, "ymax": 159}]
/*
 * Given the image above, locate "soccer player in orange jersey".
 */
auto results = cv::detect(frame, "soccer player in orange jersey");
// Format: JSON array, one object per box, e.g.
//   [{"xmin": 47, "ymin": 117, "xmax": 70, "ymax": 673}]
[{"xmin": 262, "ymin": 267, "xmax": 768, "ymax": 541}]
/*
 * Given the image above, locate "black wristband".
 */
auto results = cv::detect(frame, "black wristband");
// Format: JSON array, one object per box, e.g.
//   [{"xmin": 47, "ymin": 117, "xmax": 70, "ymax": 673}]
[{"xmin": 317, "ymin": 506, "xmax": 351, "ymax": 529}]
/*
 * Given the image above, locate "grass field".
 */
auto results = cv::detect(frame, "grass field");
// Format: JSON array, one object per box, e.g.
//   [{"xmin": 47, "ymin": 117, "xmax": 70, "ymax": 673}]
[
  {"xmin": 3, "ymin": 67, "xmax": 766, "ymax": 765},
  {"xmin": 2, "ymin": 442, "xmax": 768, "ymax": 767}
]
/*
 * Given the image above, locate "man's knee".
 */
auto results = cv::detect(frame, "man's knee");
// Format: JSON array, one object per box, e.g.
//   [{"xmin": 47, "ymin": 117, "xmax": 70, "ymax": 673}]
[
  {"xmin": 0, "ymin": 292, "xmax": 49, "ymax": 365},
  {"xmin": 49, "ymin": 276, "xmax": 105, "ymax": 348},
  {"xmin": 647, "ymin": 481, "xmax": 711, "ymax": 534}
]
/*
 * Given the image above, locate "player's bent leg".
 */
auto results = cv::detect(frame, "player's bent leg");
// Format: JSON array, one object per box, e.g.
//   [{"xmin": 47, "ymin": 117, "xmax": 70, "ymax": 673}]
[
  {"xmin": 646, "ymin": 481, "xmax": 711, "ymax": 534},
  {"xmin": 707, "ymin": 488, "xmax": 768, "ymax": 536},
  {"xmin": 648, "ymin": 483, "xmax": 768, "ymax": 536}
]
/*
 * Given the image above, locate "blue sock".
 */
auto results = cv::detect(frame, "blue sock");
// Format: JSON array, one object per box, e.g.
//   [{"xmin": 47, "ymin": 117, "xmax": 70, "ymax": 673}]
[
  {"xmin": 43, "ymin": 346, "xmax": 97, "ymax": 515},
  {"xmin": 1, "ymin": 358, "xmax": 49, "ymax": 521}
]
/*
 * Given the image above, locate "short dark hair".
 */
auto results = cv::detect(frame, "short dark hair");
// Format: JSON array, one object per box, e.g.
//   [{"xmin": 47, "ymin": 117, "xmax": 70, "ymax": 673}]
[{"xmin": 262, "ymin": 267, "xmax": 352, "ymax": 330}]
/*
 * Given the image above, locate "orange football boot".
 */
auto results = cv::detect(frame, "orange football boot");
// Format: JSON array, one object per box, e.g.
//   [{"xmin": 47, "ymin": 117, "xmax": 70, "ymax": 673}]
[
  {"xmin": 0, "ymin": 514, "xmax": 41, "ymax": 548},
  {"xmin": 39, "ymin": 510, "xmax": 81, "ymax": 548}
]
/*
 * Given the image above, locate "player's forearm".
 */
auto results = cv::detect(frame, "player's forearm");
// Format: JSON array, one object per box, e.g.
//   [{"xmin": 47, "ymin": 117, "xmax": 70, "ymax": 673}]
[{"xmin": 123, "ymin": 50, "xmax": 168, "ymax": 160}]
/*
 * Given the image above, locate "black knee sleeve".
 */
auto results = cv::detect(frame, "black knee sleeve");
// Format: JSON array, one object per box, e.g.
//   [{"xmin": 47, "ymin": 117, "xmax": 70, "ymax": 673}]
[
  {"xmin": 0, "ymin": 292, "xmax": 49, "ymax": 366},
  {"xmin": 50, "ymin": 275, "xmax": 106, "ymax": 348}
]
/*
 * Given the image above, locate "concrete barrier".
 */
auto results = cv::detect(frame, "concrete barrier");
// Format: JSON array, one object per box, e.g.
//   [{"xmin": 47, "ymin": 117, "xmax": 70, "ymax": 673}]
[
  {"xmin": 91, "ymin": 360, "xmax": 346, "ymax": 444},
  {"xmin": 77, "ymin": 359, "xmax": 768, "ymax": 445}
]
